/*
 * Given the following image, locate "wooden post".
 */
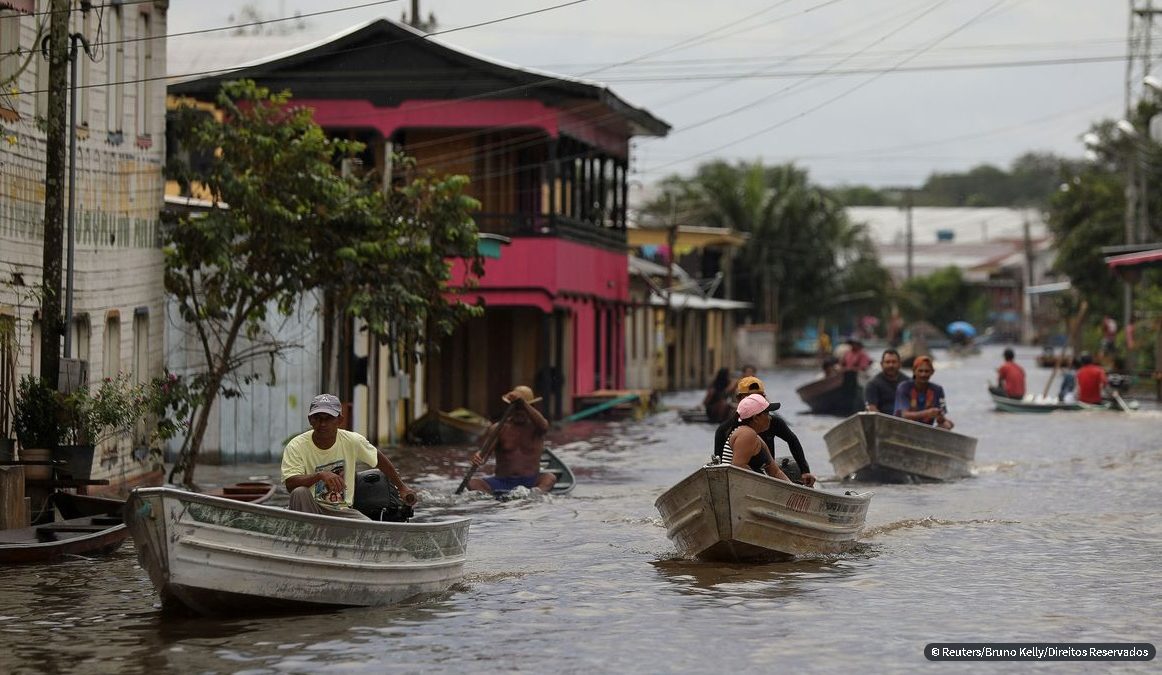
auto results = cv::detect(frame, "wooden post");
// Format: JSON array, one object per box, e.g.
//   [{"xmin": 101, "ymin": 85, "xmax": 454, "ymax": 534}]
[{"xmin": 0, "ymin": 466, "xmax": 28, "ymax": 529}]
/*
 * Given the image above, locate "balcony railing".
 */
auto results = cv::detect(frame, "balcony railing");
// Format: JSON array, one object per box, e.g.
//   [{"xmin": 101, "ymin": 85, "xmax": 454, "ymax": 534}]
[{"xmin": 473, "ymin": 212, "xmax": 627, "ymax": 251}]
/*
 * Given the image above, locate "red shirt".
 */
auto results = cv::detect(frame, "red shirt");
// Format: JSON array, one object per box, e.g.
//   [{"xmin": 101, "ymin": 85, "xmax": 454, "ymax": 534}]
[
  {"xmin": 997, "ymin": 361, "xmax": 1026, "ymax": 397},
  {"xmin": 1076, "ymin": 364, "xmax": 1108, "ymax": 404},
  {"xmin": 840, "ymin": 348, "xmax": 871, "ymax": 371}
]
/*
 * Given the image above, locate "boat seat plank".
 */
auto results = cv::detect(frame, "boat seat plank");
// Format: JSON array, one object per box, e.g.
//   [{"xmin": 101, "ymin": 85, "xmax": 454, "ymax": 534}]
[{"xmin": 37, "ymin": 523, "xmax": 116, "ymax": 533}]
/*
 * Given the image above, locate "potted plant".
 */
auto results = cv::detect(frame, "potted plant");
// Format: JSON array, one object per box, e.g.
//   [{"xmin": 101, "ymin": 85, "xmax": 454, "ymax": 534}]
[
  {"xmin": 13, "ymin": 375, "xmax": 63, "ymax": 480},
  {"xmin": 55, "ymin": 374, "xmax": 156, "ymax": 481}
]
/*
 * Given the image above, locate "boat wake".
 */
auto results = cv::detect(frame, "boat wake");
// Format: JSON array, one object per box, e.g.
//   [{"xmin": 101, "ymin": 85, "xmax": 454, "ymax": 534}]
[{"xmin": 863, "ymin": 515, "xmax": 1020, "ymax": 538}]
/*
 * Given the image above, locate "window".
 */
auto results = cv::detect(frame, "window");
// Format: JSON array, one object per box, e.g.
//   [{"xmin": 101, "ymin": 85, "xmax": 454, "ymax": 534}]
[
  {"xmin": 134, "ymin": 11, "xmax": 150, "ymax": 137},
  {"xmin": 103, "ymin": 311, "xmax": 120, "ymax": 377},
  {"xmin": 105, "ymin": 6, "xmax": 122, "ymax": 133},
  {"xmin": 70, "ymin": 313, "xmax": 90, "ymax": 365},
  {"xmin": 132, "ymin": 307, "xmax": 148, "ymax": 383},
  {"xmin": 0, "ymin": 9, "xmax": 22, "ymax": 90}
]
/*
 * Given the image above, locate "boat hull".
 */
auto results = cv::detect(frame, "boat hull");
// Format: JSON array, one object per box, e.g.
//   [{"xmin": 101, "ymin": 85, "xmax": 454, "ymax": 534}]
[
  {"xmin": 796, "ymin": 371, "xmax": 863, "ymax": 416},
  {"xmin": 654, "ymin": 465, "xmax": 872, "ymax": 562},
  {"xmin": 823, "ymin": 412, "xmax": 976, "ymax": 482},
  {"xmin": 125, "ymin": 487, "xmax": 470, "ymax": 615},
  {"xmin": 0, "ymin": 493, "xmax": 127, "ymax": 564}
]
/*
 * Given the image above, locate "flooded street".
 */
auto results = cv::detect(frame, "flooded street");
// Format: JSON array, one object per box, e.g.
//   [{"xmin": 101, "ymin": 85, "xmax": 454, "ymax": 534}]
[{"xmin": 1, "ymin": 344, "xmax": 1159, "ymax": 674}]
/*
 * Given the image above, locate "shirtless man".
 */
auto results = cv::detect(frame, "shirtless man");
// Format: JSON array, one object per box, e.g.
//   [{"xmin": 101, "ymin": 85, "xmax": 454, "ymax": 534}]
[{"xmin": 468, "ymin": 386, "xmax": 557, "ymax": 494}]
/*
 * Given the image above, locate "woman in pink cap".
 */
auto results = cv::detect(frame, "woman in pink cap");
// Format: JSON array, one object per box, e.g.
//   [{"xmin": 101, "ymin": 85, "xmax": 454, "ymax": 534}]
[{"xmin": 718, "ymin": 393, "xmax": 793, "ymax": 482}]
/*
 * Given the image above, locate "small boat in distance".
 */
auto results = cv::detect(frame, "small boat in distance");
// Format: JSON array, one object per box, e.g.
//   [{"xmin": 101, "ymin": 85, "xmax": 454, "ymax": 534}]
[
  {"xmin": 0, "ymin": 492, "xmax": 128, "ymax": 564},
  {"xmin": 655, "ymin": 464, "xmax": 872, "ymax": 562},
  {"xmin": 988, "ymin": 390, "xmax": 1137, "ymax": 413},
  {"xmin": 125, "ymin": 487, "xmax": 470, "ymax": 616},
  {"xmin": 823, "ymin": 411, "xmax": 976, "ymax": 483},
  {"xmin": 796, "ymin": 370, "xmax": 864, "ymax": 416},
  {"xmin": 202, "ymin": 481, "xmax": 276, "ymax": 504}
]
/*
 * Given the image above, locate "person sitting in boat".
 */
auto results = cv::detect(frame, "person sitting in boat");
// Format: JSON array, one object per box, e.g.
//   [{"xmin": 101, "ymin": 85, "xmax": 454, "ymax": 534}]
[
  {"xmin": 712, "ymin": 376, "xmax": 816, "ymax": 487},
  {"xmin": 467, "ymin": 386, "xmax": 557, "ymax": 494},
  {"xmin": 702, "ymin": 368, "xmax": 734, "ymax": 424},
  {"xmin": 838, "ymin": 338, "xmax": 872, "ymax": 373},
  {"xmin": 715, "ymin": 393, "xmax": 793, "ymax": 482},
  {"xmin": 865, "ymin": 348, "xmax": 910, "ymax": 413},
  {"xmin": 1075, "ymin": 353, "xmax": 1109, "ymax": 405},
  {"xmin": 1058, "ymin": 357, "xmax": 1079, "ymax": 403},
  {"xmin": 990, "ymin": 348, "xmax": 1026, "ymax": 400},
  {"xmin": 282, "ymin": 394, "xmax": 418, "ymax": 519},
  {"xmin": 893, "ymin": 355, "xmax": 954, "ymax": 430}
]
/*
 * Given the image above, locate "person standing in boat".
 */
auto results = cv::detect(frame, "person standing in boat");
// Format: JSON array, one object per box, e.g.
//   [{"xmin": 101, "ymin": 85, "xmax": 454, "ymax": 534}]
[
  {"xmin": 838, "ymin": 338, "xmax": 872, "ymax": 373},
  {"xmin": 991, "ymin": 348, "xmax": 1026, "ymax": 400},
  {"xmin": 716, "ymin": 393, "xmax": 793, "ymax": 482},
  {"xmin": 282, "ymin": 394, "xmax": 418, "ymax": 519},
  {"xmin": 467, "ymin": 386, "xmax": 557, "ymax": 494},
  {"xmin": 1075, "ymin": 353, "xmax": 1109, "ymax": 405},
  {"xmin": 893, "ymin": 355, "xmax": 954, "ymax": 430},
  {"xmin": 712, "ymin": 376, "xmax": 816, "ymax": 487},
  {"xmin": 865, "ymin": 348, "xmax": 909, "ymax": 413}
]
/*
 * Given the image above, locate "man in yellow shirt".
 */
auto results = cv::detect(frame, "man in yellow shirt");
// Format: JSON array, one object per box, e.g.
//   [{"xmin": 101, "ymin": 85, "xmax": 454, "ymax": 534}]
[{"xmin": 282, "ymin": 394, "xmax": 417, "ymax": 519}]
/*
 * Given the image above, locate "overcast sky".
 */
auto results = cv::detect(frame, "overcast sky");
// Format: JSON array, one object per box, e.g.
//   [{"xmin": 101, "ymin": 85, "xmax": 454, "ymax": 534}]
[{"xmin": 168, "ymin": 1, "xmax": 1132, "ymax": 188}]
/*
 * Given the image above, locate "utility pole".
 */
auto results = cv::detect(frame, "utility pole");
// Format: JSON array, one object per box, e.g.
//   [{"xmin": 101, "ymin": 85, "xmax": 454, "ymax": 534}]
[{"xmin": 39, "ymin": 0, "xmax": 70, "ymax": 389}]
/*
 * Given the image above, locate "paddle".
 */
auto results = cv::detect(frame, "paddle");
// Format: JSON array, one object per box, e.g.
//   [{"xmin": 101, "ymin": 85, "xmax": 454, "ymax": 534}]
[
  {"xmin": 454, "ymin": 399, "xmax": 521, "ymax": 495},
  {"xmin": 1111, "ymin": 389, "xmax": 1132, "ymax": 413}
]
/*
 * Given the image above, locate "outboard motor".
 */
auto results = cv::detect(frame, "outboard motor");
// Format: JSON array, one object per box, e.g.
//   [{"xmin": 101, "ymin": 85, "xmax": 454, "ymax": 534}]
[{"xmin": 352, "ymin": 469, "xmax": 414, "ymax": 522}]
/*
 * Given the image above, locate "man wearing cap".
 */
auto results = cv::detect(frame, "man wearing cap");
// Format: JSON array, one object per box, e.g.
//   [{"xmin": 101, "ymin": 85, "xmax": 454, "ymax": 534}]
[
  {"xmin": 467, "ymin": 386, "xmax": 556, "ymax": 494},
  {"xmin": 865, "ymin": 349, "xmax": 910, "ymax": 413},
  {"xmin": 716, "ymin": 393, "xmax": 792, "ymax": 481},
  {"xmin": 713, "ymin": 376, "xmax": 816, "ymax": 486},
  {"xmin": 893, "ymin": 356, "xmax": 954, "ymax": 430},
  {"xmin": 282, "ymin": 394, "xmax": 418, "ymax": 518}
]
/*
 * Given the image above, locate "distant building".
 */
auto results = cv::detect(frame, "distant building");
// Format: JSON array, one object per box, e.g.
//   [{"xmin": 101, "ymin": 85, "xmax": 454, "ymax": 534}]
[
  {"xmin": 0, "ymin": 0, "xmax": 169, "ymax": 489},
  {"xmin": 848, "ymin": 207, "xmax": 1057, "ymax": 342}
]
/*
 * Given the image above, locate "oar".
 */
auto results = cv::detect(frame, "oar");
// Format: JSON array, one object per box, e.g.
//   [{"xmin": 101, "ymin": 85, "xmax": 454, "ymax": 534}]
[
  {"xmin": 454, "ymin": 400, "xmax": 520, "ymax": 494},
  {"xmin": 1111, "ymin": 389, "xmax": 1132, "ymax": 412}
]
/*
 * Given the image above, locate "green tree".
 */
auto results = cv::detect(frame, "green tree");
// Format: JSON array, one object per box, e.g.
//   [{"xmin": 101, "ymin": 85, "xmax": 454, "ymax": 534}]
[
  {"xmin": 900, "ymin": 266, "xmax": 983, "ymax": 330},
  {"xmin": 163, "ymin": 81, "xmax": 482, "ymax": 485},
  {"xmin": 644, "ymin": 161, "xmax": 888, "ymax": 347}
]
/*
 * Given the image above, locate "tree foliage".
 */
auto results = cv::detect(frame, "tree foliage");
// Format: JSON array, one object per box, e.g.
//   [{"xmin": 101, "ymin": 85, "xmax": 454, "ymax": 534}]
[
  {"xmin": 899, "ymin": 266, "xmax": 985, "ymax": 330},
  {"xmin": 163, "ymin": 80, "xmax": 482, "ymax": 485},
  {"xmin": 643, "ymin": 160, "xmax": 890, "ymax": 342}
]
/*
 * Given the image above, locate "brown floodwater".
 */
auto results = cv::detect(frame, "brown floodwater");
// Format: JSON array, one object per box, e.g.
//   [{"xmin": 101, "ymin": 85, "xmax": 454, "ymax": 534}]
[{"xmin": 1, "ymin": 344, "xmax": 1158, "ymax": 674}]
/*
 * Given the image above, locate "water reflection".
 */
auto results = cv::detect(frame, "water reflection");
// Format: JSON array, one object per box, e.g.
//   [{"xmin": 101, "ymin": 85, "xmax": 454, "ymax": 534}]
[{"xmin": 651, "ymin": 554, "xmax": 869, "ymax": 599}]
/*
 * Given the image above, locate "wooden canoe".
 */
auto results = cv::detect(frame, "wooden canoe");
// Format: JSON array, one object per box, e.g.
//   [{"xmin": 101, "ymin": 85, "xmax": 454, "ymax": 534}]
[
  {"xmin": 823, "ymin": 411, "xmax": 976, "ymax": 482},
  {"xmin": 124, "ymin": 487, "xmax": 470, "ymax": 616},
  {"xmin": 655, "ymin": 464, "xmax": 872, "ymax": 562},
  {"xmin": 678, "ymin": 408, "xmax": 714, "ymax": 424},
  {"xmin": 202, "ymin": 481, "xmax": 276, "ymax": 504},
  {"xmin": 796, "ymin": 370, "xmax": 864, "ymax": 416},
  {"xmin": 406, "ymin": 408, "xmax": 491, "ymax": 446},
  {"xmin": 0, "ymin": 492, "xmax": 128, "ymax": 564}
]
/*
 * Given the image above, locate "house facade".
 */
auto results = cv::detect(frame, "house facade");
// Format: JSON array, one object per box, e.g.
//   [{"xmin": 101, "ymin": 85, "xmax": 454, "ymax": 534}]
[
  {"xmin": 165, "ymin": 18, "xmax": 668, "ymax": 454},
  {"xmin": 0, "ymin": 0, "xmax": 169, "ymax": 489}
]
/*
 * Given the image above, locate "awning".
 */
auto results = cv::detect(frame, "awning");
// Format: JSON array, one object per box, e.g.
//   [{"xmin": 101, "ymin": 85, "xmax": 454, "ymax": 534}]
[{"xmin": 1104, "ymin": 248, "xmax": 1162, "ymax": 269}]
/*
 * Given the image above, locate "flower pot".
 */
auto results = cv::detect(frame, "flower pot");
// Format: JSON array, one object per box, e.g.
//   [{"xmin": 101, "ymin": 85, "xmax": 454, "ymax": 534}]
[
  {"xmin": 18, "ymin": 447, "xmax": 53, "ymax": 480},
  {"xmin": 0, "ymin": 438, "xmax": 14, "ymax": 462},
  {"xmin": 52, "ymin": 444, "xmax": 96, "ymax": 481}
]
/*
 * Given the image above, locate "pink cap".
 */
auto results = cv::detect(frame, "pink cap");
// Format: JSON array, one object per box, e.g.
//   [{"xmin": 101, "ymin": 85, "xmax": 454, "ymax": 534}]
[{"xmin": 736, "ymin": 393, "xmax": 777, "ymax": 420}]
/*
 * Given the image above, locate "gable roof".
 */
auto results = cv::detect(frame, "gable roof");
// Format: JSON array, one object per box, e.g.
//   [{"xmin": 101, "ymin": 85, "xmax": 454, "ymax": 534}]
[{"xmin": 168, "ymin": 18, "xmax": 669, "ymax": 137}]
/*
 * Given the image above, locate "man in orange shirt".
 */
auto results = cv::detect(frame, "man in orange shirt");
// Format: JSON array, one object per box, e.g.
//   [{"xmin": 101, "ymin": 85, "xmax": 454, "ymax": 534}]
[
  {"xmin": 1075, "ymin": 353, "xmax": 1109, "ymax": 405},
  {"xmin": 993, "ymin": 348, "xmax": 1026, "ymax": 399}
]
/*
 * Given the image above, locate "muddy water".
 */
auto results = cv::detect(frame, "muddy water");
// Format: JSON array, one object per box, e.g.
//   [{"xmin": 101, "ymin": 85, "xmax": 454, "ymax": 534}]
[{"xmin": 1, "ymin": 345, "xmax": 1159, "ymax": 674}]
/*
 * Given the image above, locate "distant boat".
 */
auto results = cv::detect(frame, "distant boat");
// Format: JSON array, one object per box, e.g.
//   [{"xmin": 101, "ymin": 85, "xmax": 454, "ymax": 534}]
[
  {"xmin": 406, "ymin": 408, "xmax": 491, "ymax": 446},
  {"xmin": 678, "ymin": 408, "xmax": 714, "ymax": 424},
  {"xmin": 989, "ymin": 390, "xmax": 1136, "ymax": 413},
  {"xmin": 796, "ymin": 370, "xmax": 864, "ymax": 416},
  {"xmin": 125, "ymin": 487, "xmax": 470, "ymax": 615},
  {"xmin": 823, "ymin": 411, "xmax": 976, "ymax": 483},
  {"xmin": 0, "ymin": 492, "xmax": 127, "ymax": 564},
  {"xmin": 202, "ymin": 481, "xmax": 276, "ymax": 504},
  {"xmin": 540, "ymin": 447, "xmax": 575, "ymax": 495},
  {"xmin": 655, "ymin": 464, "xmax": 872, "ymax": 562}
]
